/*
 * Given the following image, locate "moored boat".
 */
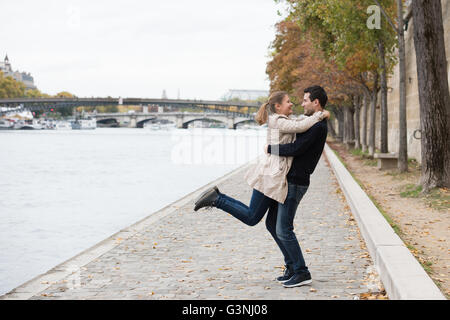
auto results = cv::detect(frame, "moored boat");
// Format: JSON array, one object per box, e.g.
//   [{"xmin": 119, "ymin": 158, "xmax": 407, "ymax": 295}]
[
  {"xmin": 71, "ymin": 118, "xmax": 96, "ymax": 130},
  {"xmin": 0, "ymin": 119, "xmax": 14, "ymax": 130}
]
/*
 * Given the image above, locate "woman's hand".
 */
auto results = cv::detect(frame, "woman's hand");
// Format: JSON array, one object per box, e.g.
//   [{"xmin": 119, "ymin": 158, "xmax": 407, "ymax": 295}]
[{"xmin": 323, "ymin": 110, "xmax": 330, "ymax": 119}]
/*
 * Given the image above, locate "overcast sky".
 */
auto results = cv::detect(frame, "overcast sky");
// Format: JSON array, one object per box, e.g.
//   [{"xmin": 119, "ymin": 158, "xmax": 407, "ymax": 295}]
[{"xmin": 1, "ymin": 0, "xmax": 286, "ymax": 100}]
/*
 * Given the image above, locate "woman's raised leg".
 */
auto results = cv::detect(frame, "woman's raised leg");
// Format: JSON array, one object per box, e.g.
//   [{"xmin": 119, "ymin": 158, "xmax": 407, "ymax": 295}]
[{"xmin": 215, "ymin": 188, "xmax": 276, "ymax": 226}]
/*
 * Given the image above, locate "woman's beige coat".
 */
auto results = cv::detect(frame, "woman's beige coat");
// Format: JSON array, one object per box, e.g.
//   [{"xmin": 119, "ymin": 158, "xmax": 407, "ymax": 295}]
[{"xmin": 244, "ymin": 111, "xmax": 324, "ymax": 203}]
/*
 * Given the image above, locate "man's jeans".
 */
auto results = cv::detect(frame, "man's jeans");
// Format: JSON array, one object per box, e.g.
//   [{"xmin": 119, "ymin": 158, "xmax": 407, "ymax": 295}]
[
  {"xmin": 215, "ymin": 184, "xmax": 309, "ymax": 275},
  {"xmin": 271, "ymin": 183, "xmax": 309, "ymax": 275}
]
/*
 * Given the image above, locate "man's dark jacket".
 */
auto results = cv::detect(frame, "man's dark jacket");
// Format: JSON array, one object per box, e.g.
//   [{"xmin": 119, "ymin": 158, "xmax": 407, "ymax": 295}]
[{"xmin": 267, "ymin": 119, "xmax": 328, "ymax": 187}]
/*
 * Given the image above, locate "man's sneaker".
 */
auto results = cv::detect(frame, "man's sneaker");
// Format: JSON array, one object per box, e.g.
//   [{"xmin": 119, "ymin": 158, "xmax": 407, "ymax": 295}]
[
  {"xmin": 194, "ymin": 186, "xmax": 220, "ymax": 211},
  {"xmin": 276, "ymin": 265, "xmax": 294, "ymax": 283},
  {"xmin": 282, "ymin": 272, "xmax": 312, "ymax": 288}
]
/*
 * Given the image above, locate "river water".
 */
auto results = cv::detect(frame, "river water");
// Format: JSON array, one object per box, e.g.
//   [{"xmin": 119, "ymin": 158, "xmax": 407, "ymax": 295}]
[{"xmin": 0, "ymin": 127, "xmax": 266, "ymax": 295}]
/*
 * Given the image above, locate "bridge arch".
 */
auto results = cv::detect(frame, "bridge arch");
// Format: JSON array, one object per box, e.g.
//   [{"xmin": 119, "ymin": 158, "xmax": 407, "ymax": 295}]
[
  {"xmin": 182, "ymin": 117, "xmax": 226, "ymax": 129},
  {"xmin": 233, "ymin": 119, "xmax": 258, "ymax": 129},
  {"xmin": 136, "ymin": 117, "xmax": 157, "ymax": 128},
  {"xmin": 96, "ymin": 118, "xmax": 120, "ymax": 127}
]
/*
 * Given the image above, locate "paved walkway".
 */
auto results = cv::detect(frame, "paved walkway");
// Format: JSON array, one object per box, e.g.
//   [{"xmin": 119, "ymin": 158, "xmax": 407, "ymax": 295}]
[{"xmin": 22, "ymin": 155, "xmax": 382, "ymax": 300}]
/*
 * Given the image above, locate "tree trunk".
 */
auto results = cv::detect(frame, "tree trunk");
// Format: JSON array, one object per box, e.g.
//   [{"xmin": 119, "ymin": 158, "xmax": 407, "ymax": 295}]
[
  {"xmin": 362, "ymin": 91, "xmax": 369, "ymax": 152},
  {"xmin": 337, "ymin": 112, "xmax": 344, "ymax": 142},
  {"xmin": 397, "ymin": 0, "xmax": 408, "ymax": 172},
  {"xmin": 327, "ymin": 119, "xmax": 337, "ymax": 138},
  {"xmin": 354, "ymin": 95, "xmax": 362, "ymax": 150},
  {"xmin": 349, "ymin": 104, "xmax": 355, "ymax": 142},
  {"xmin": 378, "ymin": 40, "xmax": 389, "ymax": 153},
  {"xmin": 343, "ymin": 105, "xmax": 351, "ymax": 144},
  {"xmin": 369, "ymin": 72, "xmax": 379, "ymax": 157},
  {"xmin": 329, "ymin": 105, "xmax": 344, "ymax": 142},
  {"xmin": 344, "ymin": 103, "xmax": 355, "ymax": 149},
  {"xmin": 412, "ymin": 0, "xmax": 450, "ymax": 191}
]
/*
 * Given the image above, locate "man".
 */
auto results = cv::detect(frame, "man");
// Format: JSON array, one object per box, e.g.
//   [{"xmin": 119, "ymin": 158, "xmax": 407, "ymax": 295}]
[{"xmin": 265, "ymin": 85, "xmax": 328, "ymax": 287}]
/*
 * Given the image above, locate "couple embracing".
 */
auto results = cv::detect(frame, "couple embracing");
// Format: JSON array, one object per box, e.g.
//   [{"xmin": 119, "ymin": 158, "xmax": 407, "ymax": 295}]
[{"xmin": 194, "ymin": 85, "xmax": 329, "ymax": 288}]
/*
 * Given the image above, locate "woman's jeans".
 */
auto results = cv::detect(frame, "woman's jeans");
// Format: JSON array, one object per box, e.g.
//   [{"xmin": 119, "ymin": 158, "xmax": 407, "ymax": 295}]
[
  {"xmin": 215, "ymin": 188, "xmax": 275, "ymax": 226},
  {"xmin": 215, "ymin": 183, "xmax": 309, "ymax": 275}
]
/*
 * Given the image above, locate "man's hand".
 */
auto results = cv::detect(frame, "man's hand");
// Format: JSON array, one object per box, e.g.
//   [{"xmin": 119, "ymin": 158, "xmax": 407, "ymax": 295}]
[{"xmin": 323, "ymin": 110, "xmax": 330, "ymax": 119}]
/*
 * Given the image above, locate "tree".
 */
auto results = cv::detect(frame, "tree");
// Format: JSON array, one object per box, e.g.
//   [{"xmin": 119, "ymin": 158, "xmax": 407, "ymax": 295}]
[
  {"xmin": 368, "ymin": 71, "xmax": 379, "ymax": 156},
  {"xmin": 275, "ymin": 0, "xmax": 397, "ymax": 156},
  {"xmin": 0, "ymin": 71, "xmax": 25, "ymax": 98},
  {"xmin": 267, "ymin": 18, "xmax": 363, "ymax": 139},
  {"xmin": 24, "ymin": 88, "xmax": 51, "ymax": 98},
  {"xmin": 55, "ymin": 91, "xmax": 75, "ymax": 98},
  {"xmin": 374, "ymin": 0, "xmax": 408, "ymax": 171},
  {"xmin": 411, "ymin": 0, "xmax": 450, "ymax": 191},
  {"xmin": 378, "ymin": 40, "xmax": 389, "ymax": 153},
  {"xmin": 361, "ymin": 89, "xmax": 370, "ymax": 151},
  {"xmin": 353, "ymin": 95, "xmax": 362, "ymax": 149}
]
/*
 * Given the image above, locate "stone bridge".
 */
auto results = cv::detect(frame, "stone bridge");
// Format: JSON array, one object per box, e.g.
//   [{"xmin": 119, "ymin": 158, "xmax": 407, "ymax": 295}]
[{"xmin": 95, "ymin": 112, "xmax": 256, "ymax": 129}]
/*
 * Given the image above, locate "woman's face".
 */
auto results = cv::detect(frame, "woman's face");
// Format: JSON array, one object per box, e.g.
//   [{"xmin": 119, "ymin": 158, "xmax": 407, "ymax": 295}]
[{"xmin": 275, "ymin": 95, "xmax": 293, "ymax": 116}]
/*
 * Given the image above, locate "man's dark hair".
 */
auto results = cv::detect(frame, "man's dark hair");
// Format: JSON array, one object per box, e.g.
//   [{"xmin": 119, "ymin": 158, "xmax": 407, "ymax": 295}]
[{"xmin": 304, "ymin": 85, "xmax": 328, "ymax": 108}]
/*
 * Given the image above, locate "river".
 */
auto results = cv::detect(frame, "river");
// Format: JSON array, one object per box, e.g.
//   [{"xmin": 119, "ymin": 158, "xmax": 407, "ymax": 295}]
[{"xmin": 0, "ymin": 127, "xmax": 266, "ymax": 295}]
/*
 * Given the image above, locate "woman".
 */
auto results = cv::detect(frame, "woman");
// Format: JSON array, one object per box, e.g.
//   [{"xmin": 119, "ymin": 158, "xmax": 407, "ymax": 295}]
[{"xmin": 193, "ymin": 91, "xmax": 329, "ymax": 283}]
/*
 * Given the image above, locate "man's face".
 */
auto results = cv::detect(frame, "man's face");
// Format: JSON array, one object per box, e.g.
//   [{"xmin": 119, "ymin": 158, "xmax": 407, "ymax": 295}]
[{"xmin": 302, "ymin": 93, "xmax": 317, "ymax": 116}]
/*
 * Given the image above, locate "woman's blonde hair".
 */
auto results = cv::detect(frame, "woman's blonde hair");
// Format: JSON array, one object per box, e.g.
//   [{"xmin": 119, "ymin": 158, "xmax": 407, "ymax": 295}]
[{"xmin": 255, "ymin": 91, "xmax": 288, "ymax": 125}]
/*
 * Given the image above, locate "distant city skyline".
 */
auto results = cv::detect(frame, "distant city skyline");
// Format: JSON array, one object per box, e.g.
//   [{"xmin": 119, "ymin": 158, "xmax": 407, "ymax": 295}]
[{"xmin": 1, "ymin": 1, "xmax": 286, "ymax": 100}]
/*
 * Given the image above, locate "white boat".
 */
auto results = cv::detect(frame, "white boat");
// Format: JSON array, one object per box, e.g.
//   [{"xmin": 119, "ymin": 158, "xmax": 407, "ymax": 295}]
[
  {"xmin": 71, "ymin": 118, "xmax": 97, "ymax": 130},
  {"xmin": 55, "ymin": 121, "xmax": 72, "ymax": 130},
  {"xmin": 144, "ymin": 121, "xmax": 175, "ymax": 130},
  {"xmin": 37, "ymin": 119, "xmax": 55, "ymax": 130},
  {"xmin": 13, "ymin": 119, "xmax": 44, "ymax": 130},
  {"xmin": 146, "ymin": 123, "xmax": 161, "ymax": 130},
  {"xmin": 160, "ymin": 122, "xmax": 176, "ymax": 130},
  {"xmin": 0, "ymin": 119, "xmax": 14, "ymax": 130}
]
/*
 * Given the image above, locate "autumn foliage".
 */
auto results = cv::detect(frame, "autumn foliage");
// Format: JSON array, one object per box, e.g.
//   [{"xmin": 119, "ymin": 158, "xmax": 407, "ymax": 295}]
[{"xmin": 266, "ymin": 20, "xmax": 361, "ymax": 108}]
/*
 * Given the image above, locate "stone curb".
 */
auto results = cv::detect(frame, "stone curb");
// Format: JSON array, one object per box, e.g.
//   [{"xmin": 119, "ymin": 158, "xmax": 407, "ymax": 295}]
[
  {"xmin": 0, "ymin": 161, "xmax": 255, "ymax": 300},
  {"xmin": 323, "ymin": 143, "xmax": 445, "ymax": 300}
]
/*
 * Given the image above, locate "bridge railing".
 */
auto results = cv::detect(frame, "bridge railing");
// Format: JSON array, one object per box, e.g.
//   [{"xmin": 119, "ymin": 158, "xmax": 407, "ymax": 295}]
[{"xmin": 0, "ymin": 98, "xmax": 259, "ymax": 117}]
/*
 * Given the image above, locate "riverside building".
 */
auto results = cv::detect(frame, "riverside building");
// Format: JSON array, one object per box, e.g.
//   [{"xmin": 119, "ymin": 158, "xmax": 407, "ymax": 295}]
[{"xmin": 0, "ymin": 54, "xmax": 36, "ymax": 90}]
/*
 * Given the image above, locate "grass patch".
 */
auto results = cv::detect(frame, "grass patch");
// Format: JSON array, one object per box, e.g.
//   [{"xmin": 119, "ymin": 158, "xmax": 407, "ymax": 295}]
[
  {"xmin": 350, "ymin": 148, "xmax": 372, "ymax": 159},
  {"xmin": 425, "ymin": 188, "xmax": 450, "ymax": 210},
  {"xmin": 364, "ymin": 158, "xmax": 378, "ymax": 167},
  {"xmin": 400, "ymin": 184, "xmax": 422, "ymax": 198},
  {"xmin": 346, "ymin": 147, "xmax": 377, "ymax": 166},
  {"xmin": 405, "ymin": 243, "xmax": 434, "ymax": 274},
  {"xmin": 399, "ymin": 184, "xmax": 450, "ymax": 210},
  {"xmin": 350, "ymin": 148, "xmax": 365, "ymax": 157}
]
